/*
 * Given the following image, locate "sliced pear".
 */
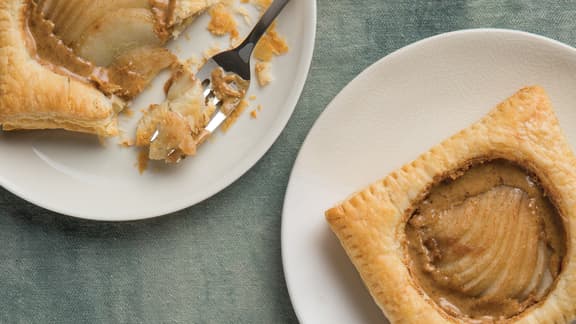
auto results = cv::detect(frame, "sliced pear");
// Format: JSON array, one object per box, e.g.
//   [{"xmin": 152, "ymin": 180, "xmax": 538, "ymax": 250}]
[
  {"xmin": 75, "ymin": 8, "xmax": 161, "ymax": 66},
  {"xmin": 107, "ymin": 46, "xmax": 176, "ymax": 99},
  {"xmin": 37, "ymin": 0, "xmax": 58, "ymax": 18},
  {"xmin": 51, "ymin": 0, "xmax": 108, "ymax": 41},
  {"xmin": 55, "ymin": 0, "xmax": 151, "ymax": 47},
  {"xmin": 49, "ymin": 0, "xmax": 78, "ymax": 30},
  {"xmin": 41, "ymin": 0, "xmax": 68, "ymax": 23}
]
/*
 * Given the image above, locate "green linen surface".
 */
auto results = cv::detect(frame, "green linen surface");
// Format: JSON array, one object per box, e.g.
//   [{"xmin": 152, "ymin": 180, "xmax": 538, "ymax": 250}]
[{"xmin": 1, "ymin": 0, "xmax": 576, "ymax": 322}]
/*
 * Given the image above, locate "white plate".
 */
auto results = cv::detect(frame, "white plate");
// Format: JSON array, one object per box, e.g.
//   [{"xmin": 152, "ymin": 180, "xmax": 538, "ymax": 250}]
[
  {"xmin": 282, "ymin": 29, "xmax": 576, "ymax": 323},
  {"xmin": 0, "ymin": 0, "xmax": 316, "ymax": 221}
]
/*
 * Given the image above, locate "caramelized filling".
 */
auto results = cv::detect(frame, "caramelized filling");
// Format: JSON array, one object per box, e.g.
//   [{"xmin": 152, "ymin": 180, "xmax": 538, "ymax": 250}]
[
  {"xmin": 405, "ymin": 160, "xmax": 566, "ymax": 321},
  {"xmin": 24, "ymin": 0, "xmax": 175, "ymax": 100},
  {"xmin": 211, "ymin": 66, "xmax": 249, "ymax": 111}
]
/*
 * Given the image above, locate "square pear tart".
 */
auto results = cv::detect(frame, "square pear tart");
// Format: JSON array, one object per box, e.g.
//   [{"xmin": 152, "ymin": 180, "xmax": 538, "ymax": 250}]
[{"xmin": 326, "ymin": 87, "xmax": 576, "ymax": 323}]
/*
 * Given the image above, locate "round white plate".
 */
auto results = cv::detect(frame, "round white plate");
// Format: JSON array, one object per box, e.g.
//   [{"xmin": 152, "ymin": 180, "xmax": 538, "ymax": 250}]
[
  {"xmin": 282, "ymin": 29, "xmax": 576, "ymax": 323},
  {"xmin": 0, "ymin": 0, "xmax": 316, "ymax": 221}
]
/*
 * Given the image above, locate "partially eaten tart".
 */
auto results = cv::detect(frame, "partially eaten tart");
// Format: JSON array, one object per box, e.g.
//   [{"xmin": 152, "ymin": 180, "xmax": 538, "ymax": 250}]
[
  {"xmin": 326, "ymin": 87, "xmax": 576, "ymax": 323},
  {"xmin": 0, "ymin": 0, "xmax": 218, "ymax": 136}
]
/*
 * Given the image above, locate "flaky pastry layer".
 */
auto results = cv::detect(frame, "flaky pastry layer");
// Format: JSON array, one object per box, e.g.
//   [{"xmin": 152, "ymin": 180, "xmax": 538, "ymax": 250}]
[{"xmin": 0, "ymin": 0, "xmax": 119, "ymax": 136}]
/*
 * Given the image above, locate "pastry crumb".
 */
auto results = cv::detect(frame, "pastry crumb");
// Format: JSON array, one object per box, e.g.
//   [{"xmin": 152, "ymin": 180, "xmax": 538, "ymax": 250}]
[
  {"xmin": 234, "ymin": 6, "xmax": 252, "ymax": 24},
  {"xmin": 249, "ymin": 95, "xmax": 257, "ymax": 100},
  {"xmin": 250, "ymin": 109, "xmax": 258, "ymax": 119},
  {"xmin": 208, "ymin": 3, "xmax": 239, "ymax": 40},
  {"xmin": 254, "ymin": 22, "xmax": 289, "ymax": 62},
  {"xmin": 255, "ymin": 61, "xmax": 272, "ymax": 87},
  {"xmin": 257, "ymin": 104, "xmax": 262, "ymax": 111},
  {"xmin": 251, "ymin": 22, "xmax": 288, "ymax": 89}
]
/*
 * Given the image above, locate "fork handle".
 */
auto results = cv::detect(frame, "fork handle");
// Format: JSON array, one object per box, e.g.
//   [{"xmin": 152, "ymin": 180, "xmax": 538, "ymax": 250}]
[{"xmin": 237, "ymin": 0, "xmax": 291, "ymax": 62}]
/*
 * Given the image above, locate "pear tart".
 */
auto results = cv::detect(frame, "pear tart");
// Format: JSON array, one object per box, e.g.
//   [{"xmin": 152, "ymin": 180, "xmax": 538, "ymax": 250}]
[
  {"xmin": 326, "ymin": 87, "xmax": 576, "ymax": 323},
  {"xmin": 0, "ymin": 0, "xmax": 215, "ymax": 136}
]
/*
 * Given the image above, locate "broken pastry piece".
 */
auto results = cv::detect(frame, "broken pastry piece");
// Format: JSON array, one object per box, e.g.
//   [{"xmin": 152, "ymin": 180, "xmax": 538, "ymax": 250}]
[
  {"xmin": 136, "ymin": 64, "xmax": 248, "ymax": 163},
  {"xmin": 136, "ymin": 65, "xmax": 213, "ymax": 163},
  {"xmin": 326, "ymin": 87, "xmax": 576, "ymax": 323},
  {"xmin": 0, "ymin": 0, "xmax": 218, "ymax": 136}
]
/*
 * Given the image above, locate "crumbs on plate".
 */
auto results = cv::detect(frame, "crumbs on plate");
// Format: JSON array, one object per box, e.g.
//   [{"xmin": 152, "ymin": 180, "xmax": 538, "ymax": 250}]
[
  {"xmin": 208, "ymin": 3, "xmax": 240, "ymax": 40},
  {"xmin": 135, "ymin": 0, "xmax": 289, "ymax": 172}
]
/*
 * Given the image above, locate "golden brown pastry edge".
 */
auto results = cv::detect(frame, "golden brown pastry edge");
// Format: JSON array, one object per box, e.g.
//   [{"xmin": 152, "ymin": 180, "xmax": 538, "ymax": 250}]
[{"xmin": 0, "ymin": 0, "xmax": 119, "ymax": 137}]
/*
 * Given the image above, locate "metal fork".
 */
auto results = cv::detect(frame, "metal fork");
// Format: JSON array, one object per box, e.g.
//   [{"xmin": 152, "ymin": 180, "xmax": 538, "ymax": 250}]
[{"xmin": 151, "ymin": 0, "xmax": 290, "ymax": 145}]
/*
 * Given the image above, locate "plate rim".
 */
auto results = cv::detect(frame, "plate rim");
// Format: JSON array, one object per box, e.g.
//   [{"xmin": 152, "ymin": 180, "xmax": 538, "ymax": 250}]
[
  {"xmin": 0, "ymin": 0, "xmax": 317, "ymax": 221},
  {"xmin": 280, "ymin": 28, "xmax": 576, "ymax": 322}
]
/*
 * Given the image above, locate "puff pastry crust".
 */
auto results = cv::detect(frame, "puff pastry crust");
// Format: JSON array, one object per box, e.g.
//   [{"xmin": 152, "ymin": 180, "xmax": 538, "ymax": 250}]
[
  {"xmin": 325, "ymin": 86, "xmax": 576, "ymax": 323},
  {"xmin": 0, "ymin": 0, "xmax": 119, "ymax": 136}
]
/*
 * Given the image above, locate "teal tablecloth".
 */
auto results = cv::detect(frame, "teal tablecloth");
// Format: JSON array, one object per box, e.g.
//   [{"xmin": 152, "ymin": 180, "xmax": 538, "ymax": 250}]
[{"xmin": 2, "ymin": 1, "xmax": 576, "ymax": 322}]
